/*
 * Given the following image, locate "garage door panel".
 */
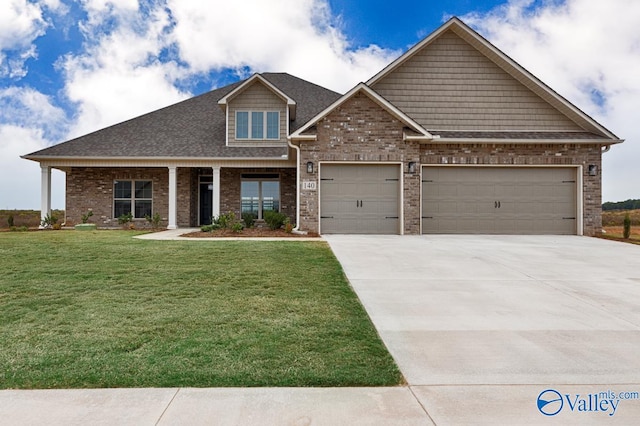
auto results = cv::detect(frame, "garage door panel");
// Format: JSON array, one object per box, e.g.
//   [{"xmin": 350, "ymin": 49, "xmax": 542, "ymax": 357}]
[
  {"xmin": 321, "ymin": 164, "xmax": 400, "ymax": 234},
  {"xmin": 422, "ymin": 167, "xmax": 577, "ymax": 234}
]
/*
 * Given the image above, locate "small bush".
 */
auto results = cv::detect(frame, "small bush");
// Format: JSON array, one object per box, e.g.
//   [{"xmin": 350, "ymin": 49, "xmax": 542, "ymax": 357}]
[
  {"xmin": 623, "ymin": 212, "xmax": 631, "ymax": 239},
  {"xmin": 117, "ymin": 212, "xmax": 133, "ymax": 226},
  {"xmin": 231, "ymin": 222, "xmax": 244, "ymax": 233},
  {"xmin": 264, "ymin": 210, "xmax": 287, "ymax": 230},
  {"xmin": 81, "ymin": 210, "xmax": 94, "ymax": 224},
  {"xmin": 40, "ymin": 213, "xmax": 59, "ymax": 229},
  {"xmin": 200, "ymin": 224, "xmax": 215, "ymax": 232},
  {"xmin": 242, "ymin": 212, "xmax": 256, "ymax": 228},
  {"xmin": 145, "ymin": 212, "xmax": 162, "ymax": 230},
  {"xmin": 7, "ymin": 214, "xmax": 14, "ymax": 227},
  {"xmin": 213, "ymin": 212, "xmax": 236, "ymax": 229},
  {"xmin": 284, "ymin": 218, "xmax": 293, "ymax": 233}
]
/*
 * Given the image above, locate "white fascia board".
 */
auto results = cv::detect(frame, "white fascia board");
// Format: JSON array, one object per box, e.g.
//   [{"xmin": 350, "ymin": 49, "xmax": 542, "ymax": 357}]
[{"xmin": 291, "ymin": 83, "xmax": 432, "ymax": 140}]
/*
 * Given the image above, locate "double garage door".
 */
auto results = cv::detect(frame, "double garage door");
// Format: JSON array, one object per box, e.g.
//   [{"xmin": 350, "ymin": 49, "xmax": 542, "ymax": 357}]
[
  {"xmin": 319, "ymin": 164, "xmax": 578, "ymax": 235},
  {"xmin": 422, "ymin": 167, "xmax": 577, "ymax": 234}
]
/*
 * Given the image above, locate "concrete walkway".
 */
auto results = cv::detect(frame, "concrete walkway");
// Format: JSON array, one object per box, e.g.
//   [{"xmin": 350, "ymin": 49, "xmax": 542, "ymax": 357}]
[
  {"xmin": 3, "ymin": 234, "xmax": 640, "ymax": 424},
  {"xmin": 325, "ymin": 235, "xmax": 640, "ymax": 424}
]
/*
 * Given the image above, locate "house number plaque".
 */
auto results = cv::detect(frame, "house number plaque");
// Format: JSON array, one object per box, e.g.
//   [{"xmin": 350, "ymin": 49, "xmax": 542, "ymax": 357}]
[{"xmin": 302, "ymin": 180, "xmax": 317, "ymax": 190}]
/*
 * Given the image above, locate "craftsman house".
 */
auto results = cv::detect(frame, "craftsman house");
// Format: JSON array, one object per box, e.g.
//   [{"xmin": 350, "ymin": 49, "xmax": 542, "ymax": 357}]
[{"xmin": 23, "ymin": 17, "xmax": 622, "ymax": 235}]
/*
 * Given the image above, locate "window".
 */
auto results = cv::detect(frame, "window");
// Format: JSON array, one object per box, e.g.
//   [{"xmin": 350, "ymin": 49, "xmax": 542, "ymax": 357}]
[
  {"xmin": 236, "ymin": 111, "xmax": 279, "ymax": 140},
  {"xmin": 114, "ymin": 180, "xmax": 152, "ymax": 219},
  {"xmin": 241, "ymin": 174, "xmax": 280, "ymax": 219}
]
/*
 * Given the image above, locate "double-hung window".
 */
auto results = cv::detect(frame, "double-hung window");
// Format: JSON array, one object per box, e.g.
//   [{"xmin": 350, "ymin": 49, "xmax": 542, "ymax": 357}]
[
  {"xmin": 236, "ymin": 111, "xmax": 279, "ymax": 140},
  {"xmin": 114, "ymin": 180, "xmax": 152, "ymax": 219}
]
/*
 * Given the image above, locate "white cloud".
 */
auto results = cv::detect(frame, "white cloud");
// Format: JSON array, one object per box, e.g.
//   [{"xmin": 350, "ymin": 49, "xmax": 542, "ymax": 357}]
[
  {"xmin": 167, "ymin": 0, "xmax": 398, "ymax": 92},
  {"xmin": 0, "ymin": 0, "xmax": 48, "ymax": 78},
  {"xmin": 463, "ymin": 0, "xmax": 640, "ymax": 202},
  {"xmin": 61, "ymin": 3, "xmax": 189, "ymax": 137},
  {"xmin": 0, "ymin": 87, "xmax": 68, "ymax": 208},
  {"xmin": 0, "ymin": 125, "xmax": 65, "ymax": 210}
]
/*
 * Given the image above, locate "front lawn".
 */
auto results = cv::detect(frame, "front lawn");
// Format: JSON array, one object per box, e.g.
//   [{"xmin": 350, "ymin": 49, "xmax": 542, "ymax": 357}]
[{"xmin": 0, "ymin": 231, "xmax": 402, "ymax": 388}]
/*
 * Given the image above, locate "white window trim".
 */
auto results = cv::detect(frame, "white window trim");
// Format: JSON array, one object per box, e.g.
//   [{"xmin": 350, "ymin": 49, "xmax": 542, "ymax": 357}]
[
  {"xmin": 113, "ymin": 179, "xmax": 153, "ymax": 219},
  {"xmin": 236, "ymin": 110, "xmax": 280, "ymax": 140}
]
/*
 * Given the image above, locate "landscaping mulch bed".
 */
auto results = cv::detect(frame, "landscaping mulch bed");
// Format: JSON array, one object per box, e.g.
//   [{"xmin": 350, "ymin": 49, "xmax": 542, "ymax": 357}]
[{"xmin": 183, "ymin": 228, "xmax": 320, "ymax": 238}]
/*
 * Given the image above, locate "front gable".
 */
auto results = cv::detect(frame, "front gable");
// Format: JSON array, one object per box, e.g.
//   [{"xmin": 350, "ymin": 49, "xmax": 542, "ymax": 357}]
[
  {"xmin": 291, "ymin": 83, "xmax": 432, "ymax": 142},
  {"xmin": 218, "ymin": 74, "xmax": 296, "ymax": 147},
  {"xmin": 369, "ymin": 18, "xmax": 620, "ymax": 141}
]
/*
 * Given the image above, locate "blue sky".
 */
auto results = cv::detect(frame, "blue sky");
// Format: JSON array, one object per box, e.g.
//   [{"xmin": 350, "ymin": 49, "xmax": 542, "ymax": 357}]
[{"xmin": 1, "ymin": 0, "xmax": 638, "ymax": 209}]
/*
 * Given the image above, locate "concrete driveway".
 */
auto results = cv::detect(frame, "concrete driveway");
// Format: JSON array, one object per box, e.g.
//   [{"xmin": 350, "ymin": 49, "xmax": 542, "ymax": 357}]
[{"xmin": 325, "ymin": 235, "xmax": 640, "ymax": 424}]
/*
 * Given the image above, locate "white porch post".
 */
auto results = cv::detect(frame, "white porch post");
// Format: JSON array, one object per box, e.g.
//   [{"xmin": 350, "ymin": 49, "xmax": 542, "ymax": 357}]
[
  {"xmin": 212, "ymin": 166, "xmax": 221, "ymax": 218},
  {"xmin": 168, "ymin": 166, "xmax": 177, "ymax": 229},
  {"xmin": 39, "ymin": 165, "xmax": 51, "ymax": 228}
]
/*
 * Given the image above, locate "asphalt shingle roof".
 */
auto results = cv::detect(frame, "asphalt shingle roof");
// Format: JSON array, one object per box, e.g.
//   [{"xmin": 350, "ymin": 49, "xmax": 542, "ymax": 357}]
[{"xmin": 25, "ymin": 73, "xmax": 342, "ymax": 159}]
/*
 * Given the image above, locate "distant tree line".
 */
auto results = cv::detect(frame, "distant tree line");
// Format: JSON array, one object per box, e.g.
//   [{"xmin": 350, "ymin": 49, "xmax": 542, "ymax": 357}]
[{"xmin": 602, "ymin": 199, "xmax": 640, "ymax": 211}]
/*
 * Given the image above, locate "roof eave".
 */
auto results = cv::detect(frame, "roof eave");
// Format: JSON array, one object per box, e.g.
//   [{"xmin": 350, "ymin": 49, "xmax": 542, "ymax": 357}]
[{"xmin": 417, "ymin": 138, "xmax": 624, "ymax": 145}]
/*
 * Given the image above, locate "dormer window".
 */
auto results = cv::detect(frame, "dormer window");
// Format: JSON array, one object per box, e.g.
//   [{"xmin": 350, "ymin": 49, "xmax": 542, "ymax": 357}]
[{"xmin": 236, "ymin": 111, "xmax": 280, "ymax": 140}]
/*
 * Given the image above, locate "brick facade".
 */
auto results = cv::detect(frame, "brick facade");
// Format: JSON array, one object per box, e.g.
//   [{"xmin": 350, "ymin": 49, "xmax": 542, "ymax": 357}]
[
  {"xmin": 298, "ymin": 92, "xmax": 421, "ymax": 234},
  {"xmin": 420, "ymin": 143, "xmax": 602, "ymax": 235},
  {"xmin": 296, "ymin": 92, "xmax": 603, "ymax": 236},
  {"xmin": 220, "ymin": 167, "xmax": 296, "ymax": 223},
  {"xmin": 66, "ymin": 166, "xmax": 296, "ymax": 228}
]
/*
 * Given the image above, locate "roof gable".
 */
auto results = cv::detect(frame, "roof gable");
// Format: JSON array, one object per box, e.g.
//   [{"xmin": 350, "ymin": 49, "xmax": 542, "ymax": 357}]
[
  {"xmin": 290, "ymin": 83, "xmax": 432, "ymax": 140},
  {"xmin": 218, "ymin": 73, "xmax": 297, "ymax": 120},
  {"xmin": 368, "ymin": 17, "xmax": 620, "ymax": 141}
]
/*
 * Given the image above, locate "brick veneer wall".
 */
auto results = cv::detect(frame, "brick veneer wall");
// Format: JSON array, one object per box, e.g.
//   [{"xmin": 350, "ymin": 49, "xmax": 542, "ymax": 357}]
[
  {"xmin": 420, "ymin": 143, "xmax": 603, "ymax": 235},
  {"xmin": 296, "ymin": 92, "xmax": 603, "ymax": 236},
  {"xmin": 298, "ymin": 92, "xmax": 421, "ymax": 234},
  {"xmin": 66, "ymin": 167, "xmax": 172, "ymax": 228},
  {"xmin": 220, "ymin": 167, "xmax": 296, "ymax": 223}
]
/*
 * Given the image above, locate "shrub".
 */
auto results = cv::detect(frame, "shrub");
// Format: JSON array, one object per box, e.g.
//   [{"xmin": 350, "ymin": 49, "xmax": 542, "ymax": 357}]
[
  {"xmin": 81, "ymin": 210, "xmax": 94, "ymax": 224},
  {"xmin": 242, "ymin": 212, "xmax": 256, "ymax": 228},
  {"xmin": 7, "ymin": 214, "xmax": 14, "ymax": 227},
  {"xmin": 145, "ymin": 212, "xmax": 162, "ymax": 230},
  {"xmin": 264, "ymin": 210, "xmax": 287, "ymax": 230},
  {"xmin": 623, "ymin": 212, "xmax": 631, "ymax": 239},
  {"xmin": 231, "ymin": 222, "xmax": 244, "ymax": 233},
  {"xmin": 213, "ymin": 212, "xmax": 236, "ymax": 229},
  {"xmin": 40, "ymin": 213, "xmax": 59, "ymax": 229},
  {"xmin": 284, "ymin": 217, "xmax": 293, "ymax": 233},
  {"xmin": 117, "ymin": 212, "xmax": 133, "ymax": 226},
  {"xmin": 200, "ymin": 224, "xmax": 216, "ymax": 232}
]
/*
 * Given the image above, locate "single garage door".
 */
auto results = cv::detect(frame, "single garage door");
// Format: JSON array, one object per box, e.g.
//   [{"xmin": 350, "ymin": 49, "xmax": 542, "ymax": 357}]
[
  {"xmin": 320, "ymin": 164, "xmax": 400, "ymax": 234},
  {"xmin": 422, "ymin": 167, "xmax": 577, "ymax": 234}
]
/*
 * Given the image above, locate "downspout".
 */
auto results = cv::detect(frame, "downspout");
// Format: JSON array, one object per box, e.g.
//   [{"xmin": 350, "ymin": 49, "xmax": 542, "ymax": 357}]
[
  {"xmin": 602, "ymin": 145, "xmax": 611, "ymax": 153},
  {"xmin": 287, "ymin": 137, "xmax": 301, "ymax": 232}
]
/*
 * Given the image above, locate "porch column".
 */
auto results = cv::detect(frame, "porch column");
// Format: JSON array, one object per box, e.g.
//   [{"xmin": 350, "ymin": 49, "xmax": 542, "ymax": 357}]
[
  {"xmin": 168, "ymin": 166, "xmax": 177, "ymax": 229},
  {"xmin": 212, "ymin": 166, "xmax": 221, "ymax": 218},
  {"xmin": 39, "ymin": 165, "xmax": 51, "ymax": 229}
]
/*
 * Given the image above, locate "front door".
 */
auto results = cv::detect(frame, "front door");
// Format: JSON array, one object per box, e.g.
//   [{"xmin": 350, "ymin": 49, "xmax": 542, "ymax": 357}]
[{"xmin": 199, "ymin": 178, "xmax": 213, "ymax": 225}]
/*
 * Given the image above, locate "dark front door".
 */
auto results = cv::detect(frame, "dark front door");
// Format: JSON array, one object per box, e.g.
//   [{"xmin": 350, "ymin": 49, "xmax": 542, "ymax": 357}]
[{"xmin": 199, "ymin": 182, "xmax": 213, "ymax": 225}]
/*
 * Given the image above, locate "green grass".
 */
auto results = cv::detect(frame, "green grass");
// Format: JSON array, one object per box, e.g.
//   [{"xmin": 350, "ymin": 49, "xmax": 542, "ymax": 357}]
[{"xmin": 0, "ymin": 231, "xmax": 402, "ymax": 389}]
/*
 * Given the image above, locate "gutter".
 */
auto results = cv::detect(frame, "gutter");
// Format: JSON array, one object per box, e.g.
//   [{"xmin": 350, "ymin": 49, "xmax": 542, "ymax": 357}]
[{"xmin": 287, "ymin": 137, "xmax": 302, "ymax": 233}]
